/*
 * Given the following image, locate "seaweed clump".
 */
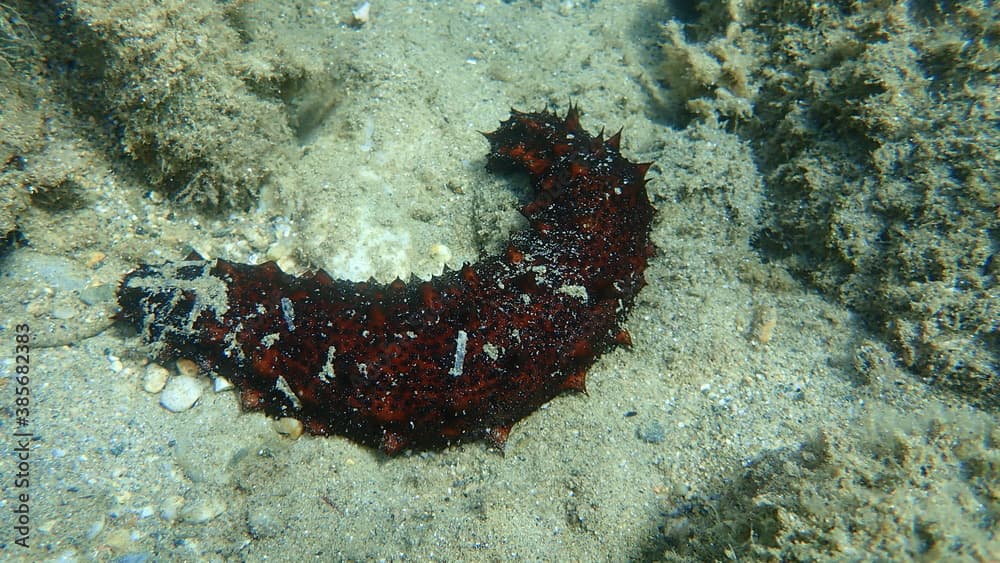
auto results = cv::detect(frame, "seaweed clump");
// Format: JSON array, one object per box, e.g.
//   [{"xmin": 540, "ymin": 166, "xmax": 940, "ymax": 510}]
[{"xmin": 657, "ymin": 0, "xmax": 999, "ymax": 404}]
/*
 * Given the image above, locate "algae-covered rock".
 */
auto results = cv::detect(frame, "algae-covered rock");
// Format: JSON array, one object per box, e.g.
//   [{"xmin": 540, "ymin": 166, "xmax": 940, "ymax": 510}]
[
  {"xmin": 1, "ymin": 4, "xmax": 40, "ymax": 239},
  {"xmin": 0, "ymin": 2, "xmax": 78, "ymax": 236},
  {"xmin": 66, "ymin": 0, "xmax": 330, "ymax": 209},
  {"xmin": 652, "ymin": 406, "xmax": 1000, "ymax": 560},
  {"xmin": 0, "ymin": 68, "xmax": 32, "ymax": 241},
  {"xmin": 658, "ymin": 0, "xmax": 999, "ymax": 405}
]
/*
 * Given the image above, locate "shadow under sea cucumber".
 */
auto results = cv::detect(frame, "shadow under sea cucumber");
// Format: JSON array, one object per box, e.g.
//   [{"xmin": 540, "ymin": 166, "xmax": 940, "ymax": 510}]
[{"xmin": 116, "ymin": 105, "xmax": 655, "ymax": 455}]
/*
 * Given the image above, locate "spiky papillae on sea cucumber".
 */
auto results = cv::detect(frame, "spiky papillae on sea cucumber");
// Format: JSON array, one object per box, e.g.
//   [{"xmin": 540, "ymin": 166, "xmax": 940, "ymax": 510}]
[{"xmin": 116, "ymin": 106, "xmax": 655, "ymax": 455}]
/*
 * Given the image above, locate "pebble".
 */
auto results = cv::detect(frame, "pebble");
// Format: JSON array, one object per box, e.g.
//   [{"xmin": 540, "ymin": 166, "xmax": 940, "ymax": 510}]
[
  {"xmin": 86, "ymin": 251, "xmax": 107, "ymax": 269},
  {"xmin": 429, "ymin": 243, "xmax": 452, "ymax": 264},
  {"xmin": 273, "ymin": 417, "xmax": 304, "ymax": 439},
  {"xmin": 108, "ymin": 354, "xmax": 124, "ymax": 373},
  {"xmin": 174, "ymin": 358, "xmax": 200, "ymax": 378},
  {"xmin": 103, "ymin": 528, "xmax": 135, "ymax": 551},
  {"xmin": 636, "ymin": 420, "xmax": 666, "ymax": 444},
  {"xmin": 159, "ymin": 495, "xmax": 185, "ymax": 522},
  {"xmin": 212, "ymin": 375, "xmax": 234, "ymax": 392},
  {"xmin": 247, "ymin": 510, "xmax": 281, "ymax": 539},
  {"xmin": 52, "ymin": 305, "xmax": 77, "ymax": 320},
  {"xmin": 79, "ymin": 283, "xmax": 115, "ymax": 305},
  {"xmin": 142, "ymin": 364, "xmax": 170, "ymax": 393},
  {"xmin": 180, "ymin": 497, "xmax": 227, "ymax": 524},
  {"xmin": 351, "ymin": 1, "xmax": 370, "ymax": 25},
  {"xmin": 160, "ymin": 375, "xmax": 203, "ymax": 412},
  {"xmin": 85, "ymin": 516, "xmax": 105, "ymax": 540},
  {"xmin": 6, "ymin": 250, "xmax": 88, "ymax": 292},
  {"xmin": 751, "ymin": 305, "xmax": 778, "ymax": 344}
]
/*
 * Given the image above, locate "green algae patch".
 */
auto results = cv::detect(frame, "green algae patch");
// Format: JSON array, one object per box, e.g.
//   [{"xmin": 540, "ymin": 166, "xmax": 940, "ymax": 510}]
[{"xmin": 657, "ymin": 0, "xmax": 999, "ymax": 405}]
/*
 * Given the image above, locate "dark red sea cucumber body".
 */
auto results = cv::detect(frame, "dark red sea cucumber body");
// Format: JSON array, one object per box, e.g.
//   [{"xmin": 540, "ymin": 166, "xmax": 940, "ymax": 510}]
[{"xmin": 117, "ymin": 106, "xmax": 654, "ymax": 455}]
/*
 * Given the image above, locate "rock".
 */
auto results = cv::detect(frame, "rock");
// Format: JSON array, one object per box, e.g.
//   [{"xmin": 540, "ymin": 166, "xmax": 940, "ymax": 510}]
[
  {"xmin": 247, "ymin": 510, "xmax": 281, "ymax": 539},
  {"xmin": 180, "ymin": 497, "xmax": 227, "ymax": 524},
  {"xmin": 636, "ymin": 420, "xmax": 666, "ymax": 444},
  {"xmin": 212, "ymin": 375, "xmax": 234, "ymax": 392},
  {"xmin": 174, "ymin": 358, "xmax": 200, "ymax": 378},
  {"xmin": 351, "ymin": 2, "xmax": 370, "ymax": 25},
  {"xmin": 273, "ymin": 417, "xmax": 304, "ymax": 439},
  {"xmin": 160, "ymin": 375, "xmax": 203, "ymax": 412},
  {"xmin": 142, "ymin": 363, "xmax": 170, "ymax": 394},
  {"xmin": 78, "ymin": 283, "xmax": 115, "ymax": 305},
  {"xmin": 159, "ymin": 495, "xmax": 185, "ymax": 522}
]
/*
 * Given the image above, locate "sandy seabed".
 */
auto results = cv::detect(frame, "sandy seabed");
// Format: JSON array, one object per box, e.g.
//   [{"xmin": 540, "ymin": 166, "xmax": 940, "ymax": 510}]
[{"xmin": 1, "ymin": 1, "xmax": 997, "ymax": 561}]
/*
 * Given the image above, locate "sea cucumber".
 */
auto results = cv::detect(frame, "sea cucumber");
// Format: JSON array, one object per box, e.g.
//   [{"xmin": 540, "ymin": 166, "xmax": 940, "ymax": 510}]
[{"xmin": 116, "ymin": 105, "xmax": 655, "ymax": 455}]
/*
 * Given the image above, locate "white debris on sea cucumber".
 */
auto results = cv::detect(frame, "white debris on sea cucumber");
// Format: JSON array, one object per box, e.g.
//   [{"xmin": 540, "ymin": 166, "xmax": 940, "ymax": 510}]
[{"xmin": 449, "ymin": 330, "xmax": 469, "ymax": 377}]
